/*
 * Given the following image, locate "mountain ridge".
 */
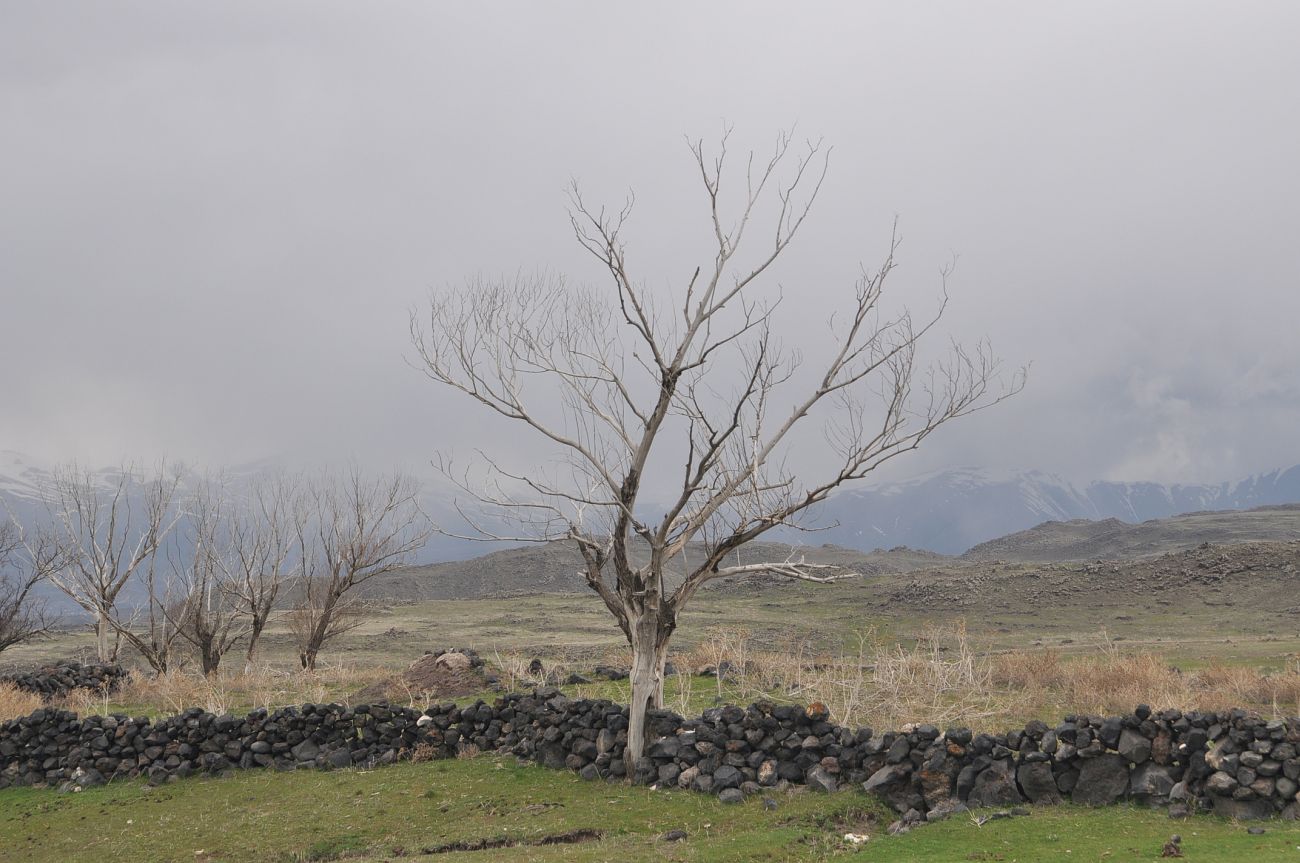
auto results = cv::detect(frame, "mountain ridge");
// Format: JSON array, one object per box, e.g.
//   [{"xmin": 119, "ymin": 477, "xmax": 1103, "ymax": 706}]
[
  {"xmin": 2, "ymin": 452, "xmax": 1298, "ymax": 562},
  {"xmin": 793, "ymin": 464, "xmax": 1300, "ymax": 554}
]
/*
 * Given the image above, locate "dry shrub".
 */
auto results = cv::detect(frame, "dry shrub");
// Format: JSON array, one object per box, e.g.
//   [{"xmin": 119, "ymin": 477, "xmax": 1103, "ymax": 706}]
[
  {"xmin": 668, "ymin": 665, "xmax": 695, "ymax": 716},
  {"xmin": 990, "ymin": 649, "xmax": 1062, "ymax": 692},
  {"xmin": 490, "ymin": 645, "xmax": 598, "ymax": 691},
  {"xmin": 109, "ymin": 669, "xmax": 226, "ymax": 715},
  {"xmin": 409, "ymin": 741, "xmax": 438, "ymax": 763},
  {"xmin": 0, "ymin": 682, "xmax": 43, "ymax": 721},
  {"xmin": 490, "ymin": 648, "xmax": 551, "ymax": 691},
  {"xmin": 61, "ymin": 681, "xmax": 127, "ymax": 718},
  {"xmin": 1049, "ymin": 649, "xmax": 1184, "ymax": 716}
]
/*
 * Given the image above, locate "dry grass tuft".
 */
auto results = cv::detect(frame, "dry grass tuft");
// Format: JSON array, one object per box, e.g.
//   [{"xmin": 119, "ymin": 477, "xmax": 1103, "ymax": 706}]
[
  {"xmin": 0, "ymin": 682, "xmax": 44, "ymax": 721},
  {"xmin": 1193, "ymin": 662, "xmax": 1300, "ymax": 714}
]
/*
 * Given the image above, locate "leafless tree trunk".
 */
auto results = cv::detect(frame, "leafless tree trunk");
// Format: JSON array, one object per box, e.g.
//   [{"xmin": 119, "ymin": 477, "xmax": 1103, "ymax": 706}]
[
  {"xmin": 412, "ymin": 130, "xmax": 1023, "ymax": 766},
  {"xmin": 218, "ymin": 471, "xmax": 303, "ymax": 667},
  {"xmin": 44, "ymin": 462, "xmax": 182, "ymax": 663},
  {"xmin": 0, "ymin": 520, "xmax": 63, "ymax": 654},
  {"xmin": 291, "ymin": 469, "xmax": 431, "ymax": 671}
]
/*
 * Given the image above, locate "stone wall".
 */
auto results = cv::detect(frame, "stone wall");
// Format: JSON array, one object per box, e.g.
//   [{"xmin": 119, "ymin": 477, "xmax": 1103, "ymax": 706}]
[
  {"xmin": 0, "ymin": 660, "xmax": 127, "ymax": 698},
  {"xmin": 2, "ymin": 690, "xmax": 1297, "ymax": 821}
]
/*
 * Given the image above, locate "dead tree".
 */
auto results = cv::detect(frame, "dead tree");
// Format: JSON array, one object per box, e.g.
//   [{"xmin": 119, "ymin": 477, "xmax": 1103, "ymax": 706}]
[
  {"xmin": 0, "ymin": 520, "xmax": 62, "ymax": 654},
  {"xmin": 218, "ymin": 472, "xmax": 303, "ymax": 667},
  {"xmin": 44, "ymin": 462, "xmax": 182, "ymax": 663},
  {"xmin": 411, "ymin": 130, "xmax": 1023, "ymax": 764},
  {"xmin": 291, "ymin": 469, "xmax": 430, "ymax": 671}
]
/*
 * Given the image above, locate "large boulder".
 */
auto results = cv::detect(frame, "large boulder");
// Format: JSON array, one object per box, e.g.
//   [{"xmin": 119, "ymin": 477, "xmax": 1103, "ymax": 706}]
[
  {"xmin": 1129, "ymin": 762, "xmax": 1179, "ymax": 799},
  {"xmin": 1117, "ymin": 729, "xmax": 1151, "ymax": 764},
  {"xmin": 1073, "ymin": 754, "xmax": 1128, "ymax": 807},
  {"xmin": 968, "ymin": 760, "xmax": 1021, "ymax": 808},
  {"xmin": 863, "ymin": 764, "xmax": 910, "ymax": 792},
  {"xmin": 1017, "ymin": 761, "xmax": 1062, "ymax": 805},
  {"xmin": 805, "ymin": 765, "xmax": 838, "ymax": 793}
]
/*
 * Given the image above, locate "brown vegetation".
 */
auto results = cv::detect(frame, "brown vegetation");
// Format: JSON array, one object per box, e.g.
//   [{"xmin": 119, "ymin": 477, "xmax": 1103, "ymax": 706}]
[
  {"xmin": 7, "ymin": 623, "xmax": 1298, "ymax": 733},
  {"xmin": 0, "ymin": 682, "xmax": 43, "ymax": 721},
  {"xmin": 673, "ymin": 624, "xmax": 1300, "ymax": 730}
]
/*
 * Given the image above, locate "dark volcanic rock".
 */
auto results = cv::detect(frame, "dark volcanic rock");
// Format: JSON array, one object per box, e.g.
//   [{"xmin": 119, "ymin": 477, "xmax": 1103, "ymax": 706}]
[
  {"xmin": 968, "ymin": 760, "xmax": 1021, "ymax": 808},
  {"xmin": 1074, "ymin": 754, "xmax": 1129, "ymax": 807},
  {"xmin": 1017, "ymin": 761, "xmax": 1062, "ymax": 805}
]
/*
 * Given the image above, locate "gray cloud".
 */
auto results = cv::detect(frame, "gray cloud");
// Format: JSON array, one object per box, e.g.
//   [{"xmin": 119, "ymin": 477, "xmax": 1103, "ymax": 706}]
[{"xmin": 3, "ymin": 1, "xmax": 1298, "ymax": 486}]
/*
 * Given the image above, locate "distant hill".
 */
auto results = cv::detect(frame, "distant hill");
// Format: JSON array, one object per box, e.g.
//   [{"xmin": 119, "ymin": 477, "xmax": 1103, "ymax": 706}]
[
  {"xmin": 359, "ymin": 541, "xmax": 954, "ymax": 602},
  {"xmin": 794, "ymin": 466, "xmax": 1300, "ymax": 554},
  {"xmin": 961, "ymin": 504, "xmax": 1300, "ymax": 562}
]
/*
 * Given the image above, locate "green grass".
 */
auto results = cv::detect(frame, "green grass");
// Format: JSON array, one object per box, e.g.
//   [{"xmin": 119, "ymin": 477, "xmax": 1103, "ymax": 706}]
[{"xmin": 3, "ymin": 756, "xmax": 1299, "ymax": 863}]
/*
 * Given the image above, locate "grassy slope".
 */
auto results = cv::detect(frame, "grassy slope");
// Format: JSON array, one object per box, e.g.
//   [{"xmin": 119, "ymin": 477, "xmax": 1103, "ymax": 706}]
[{"xmin": 2, "ymin": 757, "xmax": 1299, "ymax": 863}]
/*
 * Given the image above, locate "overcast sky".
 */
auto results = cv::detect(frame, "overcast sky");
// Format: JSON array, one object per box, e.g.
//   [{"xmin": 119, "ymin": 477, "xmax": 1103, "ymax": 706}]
[{"xmin": 3, "ymin": 1, "xmax": 1298, "ymax": 487}]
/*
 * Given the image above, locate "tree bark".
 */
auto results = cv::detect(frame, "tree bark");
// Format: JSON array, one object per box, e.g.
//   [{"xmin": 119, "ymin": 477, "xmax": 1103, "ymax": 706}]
[
  {"xmin": 95, "ymin": 612, "xmax": 111, "ymax": 663},
  {"xmin": 245, "ymin": 617, "xmax": 267, "ymax": 667},
  {"xmin": 625, "ymin": 610, "xmax": 670, "ymax": 767},
  {"xmin": 199, "ymin": 639, "xmax": 219, "ymax": 676}
]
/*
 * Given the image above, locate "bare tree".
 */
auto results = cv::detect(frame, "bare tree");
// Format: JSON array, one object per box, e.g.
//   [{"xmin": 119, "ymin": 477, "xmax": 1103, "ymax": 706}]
[
  {"xmin": 411, "ymin": 130, "xmax": 1023, "ymax": 764},
  {"xmin": 110, "ymin": 550, "xmax": 187, "ymax": 674},
  {"xmin": 291, "ymin": 469, "xmax": 431, "ymax": 671},
  {"xmin": 0, "ymin": 519, "xmax": 63, "ymax": 655},
  {"xmin": 218, "ymin": 471, "xmax": 303, "ymax": 667},
  {"xmin": 45, "ymin": 462, "xmax": 182, "ymax": 663},
  {"xmin": 169, "ymin": 477, "xmax": 244, "ymax": 675}
]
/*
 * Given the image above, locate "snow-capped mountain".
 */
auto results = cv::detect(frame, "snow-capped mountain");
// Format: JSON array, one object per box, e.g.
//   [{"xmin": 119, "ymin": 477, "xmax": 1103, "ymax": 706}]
[
  {"xmin": 3, "ymin": 452, "xmax": 1300, "ymax": 565},
  {"xmin": 796, "ymin": 465, "xmax": 1300, "ymax": 554}
]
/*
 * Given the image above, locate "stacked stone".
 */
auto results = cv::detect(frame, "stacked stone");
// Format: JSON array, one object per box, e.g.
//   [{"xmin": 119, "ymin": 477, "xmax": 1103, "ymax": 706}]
[
  {"xmin": 2, "ymin": 692, "xmax": 1297, "ymax": 822},
  {"xmin": 845, "ymin": 705, "xmax": 1300, "ymax": 824},
  {"xmin": 1, "ymin": 661, "xmax": 128, "ymax": 698},
  {"xmin": 0, "ymin": 702, "xmax": 456, "ymax": 791}
]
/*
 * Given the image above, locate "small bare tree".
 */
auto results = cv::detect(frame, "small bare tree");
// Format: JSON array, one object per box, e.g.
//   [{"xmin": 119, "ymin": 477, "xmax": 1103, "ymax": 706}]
[
  {"xmin": 412, "ymin": 130, "xmax": 1023, "ymax": 763},
  {"xmin": 0, "ymin": 519, "xmax": 63, "ymax": 655},
  {"xmin": 44, "ymin": 462, "xmax": 182, "ymax": 663},
  {"xmin": 111, "ymin": 552, "xmax": 187, "ymax": 674},
  {"xmin": 169, "ymin": 477, "xmax": 244, "ymax": 675},
  {"xmin": 291, "ymin": 469, "xmax": 431, "ymax": 671},
  {"xmin": 218, "ymin": 471, "xmax": 304, "ymax": 667}
]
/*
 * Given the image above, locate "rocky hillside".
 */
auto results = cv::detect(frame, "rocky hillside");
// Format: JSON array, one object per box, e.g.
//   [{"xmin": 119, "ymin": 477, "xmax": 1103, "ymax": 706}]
[
  {"xmin": 360, "ymin": 541, "xmax": 955, "ymax": 602},
  {"xmin": 962, "ymin": 504, "xmax": 1300, "ymax": 562},
  {"xmin": 888, "ymin": 539, "xmax": 1300, "ymax": 619}
]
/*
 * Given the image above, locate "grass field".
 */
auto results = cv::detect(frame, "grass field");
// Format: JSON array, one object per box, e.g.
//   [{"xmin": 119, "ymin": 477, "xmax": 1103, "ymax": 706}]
[
  {"xmin": 9, "ymin": 556, "xmax": 1300, "ymax": 674},
  {"xmin": 2, "ymin": 756, "xmax": 1298, "ymax": 863}
]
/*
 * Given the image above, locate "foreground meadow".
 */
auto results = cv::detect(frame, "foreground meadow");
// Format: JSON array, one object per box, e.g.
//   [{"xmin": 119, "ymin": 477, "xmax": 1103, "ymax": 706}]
[{"xmin": 3, "ymin": 756, "xmax": 1299, "ymax": 863}]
